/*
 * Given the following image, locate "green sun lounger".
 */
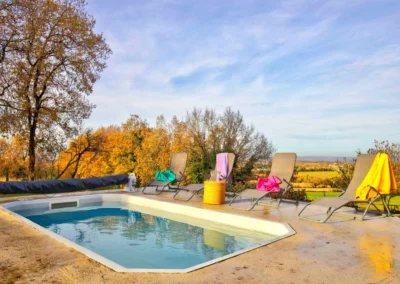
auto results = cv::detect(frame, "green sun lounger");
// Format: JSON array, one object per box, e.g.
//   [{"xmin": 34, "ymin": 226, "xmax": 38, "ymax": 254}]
[{"xmin": 142, "ymin": 152, "xmax": 188, "ymax": 195}]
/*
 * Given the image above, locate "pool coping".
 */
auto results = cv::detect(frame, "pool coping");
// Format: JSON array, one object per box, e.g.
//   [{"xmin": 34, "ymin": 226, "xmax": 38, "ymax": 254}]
[{"xmin": 1, "ymin": 193, "xmax": 296, "ymax": 273}]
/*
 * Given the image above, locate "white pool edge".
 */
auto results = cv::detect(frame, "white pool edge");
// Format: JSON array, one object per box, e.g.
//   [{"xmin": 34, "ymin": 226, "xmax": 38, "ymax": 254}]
[{"xmin": 1, "ymin": 193, "xmax": 296, "ymax": 273}]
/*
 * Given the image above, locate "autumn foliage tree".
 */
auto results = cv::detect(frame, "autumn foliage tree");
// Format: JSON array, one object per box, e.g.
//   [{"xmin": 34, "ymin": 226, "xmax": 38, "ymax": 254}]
[
  {"xmin": 0, "ymin": 0, "xmax": 111, "ymax": 180},
  {"xmin": 55, "ymin": 128, "xmax": 104, "ymax": 179},
  {"xmin": 1, "ymin": 105, "xmax": 274, "ymax": 188},
  {"xmin": 185, "ymin": 107, "xmax": 275, "ymax": 184},
  {"xmin": 0, "ymin": 136, "xmax": 28, "ymax": 181}
]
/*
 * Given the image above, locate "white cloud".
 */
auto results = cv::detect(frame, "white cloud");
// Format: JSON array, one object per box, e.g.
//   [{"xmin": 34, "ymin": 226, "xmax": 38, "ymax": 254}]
[{"xmin": 86, "ymin": 0, "xmax": 400, "ymax": 156}]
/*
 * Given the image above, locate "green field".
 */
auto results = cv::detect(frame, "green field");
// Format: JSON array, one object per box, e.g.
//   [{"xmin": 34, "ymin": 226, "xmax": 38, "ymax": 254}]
[
  {"xmin": 297, "ymin": 171, "xmax": 339, "ymax": 179},
  {"xmin": 305, "ymin": 191, "xmax": 341, "ymax": 200}
]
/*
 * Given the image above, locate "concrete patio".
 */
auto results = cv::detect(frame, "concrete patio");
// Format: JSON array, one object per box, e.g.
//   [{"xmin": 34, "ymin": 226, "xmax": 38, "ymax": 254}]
[{"xmin": 0, "ymin": 190, "xmax": 399, "ymax": 284}]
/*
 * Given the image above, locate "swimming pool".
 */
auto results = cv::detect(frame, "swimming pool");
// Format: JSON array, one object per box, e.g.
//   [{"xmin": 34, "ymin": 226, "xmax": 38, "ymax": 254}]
[{"xmin": 1, "ymin": 194, "xmax": 295, "ymax": 273}]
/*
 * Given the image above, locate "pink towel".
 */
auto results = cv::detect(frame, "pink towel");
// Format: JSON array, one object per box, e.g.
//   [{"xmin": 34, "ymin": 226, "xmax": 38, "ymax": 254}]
[
  {"xmin": 216, "ymin": 153, "xmax": 229, "ymax": 181},
  {"xmin": 256, "ymin": 176, "xmax": 281, "ymax": 192}
]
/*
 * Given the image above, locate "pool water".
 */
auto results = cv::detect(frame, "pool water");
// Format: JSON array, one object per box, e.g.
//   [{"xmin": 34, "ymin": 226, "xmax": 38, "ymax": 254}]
[{"xmin": 16, "ymin": 202, "xmax": 274, "ymax": 269}]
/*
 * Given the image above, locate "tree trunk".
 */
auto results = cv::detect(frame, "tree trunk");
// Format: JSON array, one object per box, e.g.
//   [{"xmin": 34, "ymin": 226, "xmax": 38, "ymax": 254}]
[
  {"xmin": 71, "ymin": 154, "xmax": 82, "ymax": 178},
  {"xmin": 28, "ymin": 122, "xmax": 37, "ymax": 181}
]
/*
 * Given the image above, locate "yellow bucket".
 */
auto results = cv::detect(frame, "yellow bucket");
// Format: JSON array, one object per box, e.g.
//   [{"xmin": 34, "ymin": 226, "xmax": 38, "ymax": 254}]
[{"xmin": 203, "ymin": 181, "xmax": 226, "ymax": 205}]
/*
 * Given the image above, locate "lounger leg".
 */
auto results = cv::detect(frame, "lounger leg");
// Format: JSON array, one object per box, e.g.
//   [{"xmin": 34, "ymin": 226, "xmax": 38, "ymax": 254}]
[
  {"xmin": 229, "ymin": 195, "xmax": 264, "ymax": 211},
  {"xmin": 143, "ymin": 185, "xmax": 164, "ymax": 195},
  {"xmin": 277, "ymin": 191, "xmax": 284, "ymax": 207},
  {"xmin": 278, "ymin": 187, "xmax": 298, "ymax": 207},
  {"xmin": 155, "ymin": 186, "xmax": 163, "ymax": 195},
  {"xmin": 228, "ymin": 194, "xmax": 240, "ymax": 206},
  {"xmin": 370, "ymin": 203, "xmax": 382, "ymax": 213},
  {"xmin": 298, "ymin": 203, "xmax": 311, "ymax": 217},
  {"xmin": 361, "ymin": 197, "xmax": 381, "ymax": 220},
  {"xmin": 294, "ymin": 189, "xmax": 299, "ymax": 206},
  {"xmin": 299, "ymin": 204, "xmax": 343, "ymax": 223},
  {"xmin": 167, "ymin": 182, "xmax": 181, "ymax": 191},
  {"xmin": 321, "ymin": 208, "xmax": 339, "ymax": 223},
  {"xmin": 173, "ymin": 189, "xmax": 182, "ymax": 199},
  {"xmin": 173, "ymin": 189, "xmax": 200, "ymax": 201},
  {"xmin": 248, "ymin": 196, "xmax": 267, "ymax": 210},
  {"xmin": 381, "ymin": 196, "xmax": 391, "ymax": 217},
  {"xmin": 361, "ymin": 201, "xmax": 373, "ymax": 221}
]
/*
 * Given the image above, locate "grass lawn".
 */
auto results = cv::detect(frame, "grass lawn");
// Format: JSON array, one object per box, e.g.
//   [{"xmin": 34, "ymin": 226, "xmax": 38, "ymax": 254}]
[
  {"xmin": 297, "ymin": 171, "xmax": 339, "ymax": 179},
  {"xmin": 306, "ymin": 191, "xmax": 341, "ymax": 200}
]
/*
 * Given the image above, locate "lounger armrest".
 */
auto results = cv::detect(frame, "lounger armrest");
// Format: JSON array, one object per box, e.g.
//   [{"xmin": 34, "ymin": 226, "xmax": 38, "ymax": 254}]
[
  {"xmin": 282, "ymin": 179, "xmax": 293, "ymax": 188},
  {"xmin": 368, "ymin": 186, "xmax": 383, "ymax": 198},
  {"xmin": 216, "ymin": 170, "xmax": 227, "ymax": 180},
  {"xmin": 177, "ymin": 171, "xmax": 186, "ymax": 182},
  {"xmin": 212, "ymin": 170, "xmax": 231, "ymax": 182},
  {"xmin": 331, "ymin": 181, "xmax": 346, "ymax": 196},
  {"xmin": 201, "ymin": 169, "xmax": 214, "ymax": 180}
]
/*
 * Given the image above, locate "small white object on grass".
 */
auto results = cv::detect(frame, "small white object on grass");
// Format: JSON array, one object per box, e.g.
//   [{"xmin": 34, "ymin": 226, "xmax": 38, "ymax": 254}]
[{"xmin": 127, "ymin": 173, "xmax": 137, "ymax": 192}]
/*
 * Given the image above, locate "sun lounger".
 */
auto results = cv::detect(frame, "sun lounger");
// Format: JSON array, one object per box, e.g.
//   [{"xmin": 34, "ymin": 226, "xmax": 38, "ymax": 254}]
[
  {"xmin": 298, "ymin": 154, "xmax": 393, "ymax": 223},
  {"xmin": 229, "ymin": 153, "xmax": 297, "ymax": 210},
  {"xmin": 173, "ymin": 153, "xmax": 235, "ymax": 201},
  {"xmin": 142, "ymin": 152, "xmax": 188, "ymax": 195}
]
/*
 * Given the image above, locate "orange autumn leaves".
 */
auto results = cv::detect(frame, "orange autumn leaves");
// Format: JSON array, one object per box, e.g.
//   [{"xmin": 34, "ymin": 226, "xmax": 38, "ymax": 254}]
[
  {"xmin": 0, "ymin": 136, "xmax": 28, "ymax": 181},
  {"xmin": 1, "ymin": 108, "xmax": 276, "ymax": 186},
  {"xmin": 55, "ymin": 115, "xmax": 191, "ymax": 185}
]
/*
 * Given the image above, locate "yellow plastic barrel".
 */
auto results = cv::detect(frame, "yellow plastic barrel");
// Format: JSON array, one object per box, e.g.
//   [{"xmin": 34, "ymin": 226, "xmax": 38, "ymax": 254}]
[{"xmin": 203, "ymin": 181, "xmax": 226, "ymax": 205}]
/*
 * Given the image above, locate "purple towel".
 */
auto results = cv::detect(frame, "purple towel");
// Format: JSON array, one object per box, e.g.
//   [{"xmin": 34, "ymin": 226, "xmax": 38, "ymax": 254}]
[{"xmin": 216, "ymin": 153, "xmax": 229, "ymax": 181}]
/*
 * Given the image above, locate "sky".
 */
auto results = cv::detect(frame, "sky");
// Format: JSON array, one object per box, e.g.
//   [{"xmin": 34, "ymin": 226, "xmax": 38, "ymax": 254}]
[{"xmin": 85, "ymin": 0, "xmax": 400, "ymax": 157}]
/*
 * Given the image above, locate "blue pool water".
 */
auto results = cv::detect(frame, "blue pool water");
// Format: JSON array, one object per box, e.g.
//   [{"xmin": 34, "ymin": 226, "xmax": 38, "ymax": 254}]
[{"xmin": 17, "ymin": 202, "xmax": 272, "ymax": 269}]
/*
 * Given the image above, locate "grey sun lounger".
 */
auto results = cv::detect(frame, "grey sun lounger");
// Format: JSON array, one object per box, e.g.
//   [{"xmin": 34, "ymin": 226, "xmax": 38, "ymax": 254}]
[
  {"xmin": 298, "ymin": 154, "xmax": 392, "ymax": 223},
  {"xmin": 142, "ymin": 152, "xmax": 188, "ymax": 195},
  {"xmin": 229, "ymin": 153, "xmax": 297, "ymax": 210},
  {"xmin": 173, "ymin": 153, "xmax": 235, "ymax": 201}
]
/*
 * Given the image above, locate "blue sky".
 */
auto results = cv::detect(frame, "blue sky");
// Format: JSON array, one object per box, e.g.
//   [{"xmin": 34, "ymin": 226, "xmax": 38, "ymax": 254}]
[{"xmin": 86, "ymin": 0, "xmax": 400, "ymax": 157}]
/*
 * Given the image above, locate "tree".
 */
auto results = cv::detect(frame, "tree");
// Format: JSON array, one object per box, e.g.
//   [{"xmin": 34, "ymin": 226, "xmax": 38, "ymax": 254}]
[
  {"xmin": 134, "ymin": 116, "xmax": 171, "ymax": 185},
  {"xmin": 56, "ymin": 128, "xmax": 104, "ymax": 179},
  {"xmin": 185, "ymin": 107, "xmax": 275, "ymax": 185},
  {"xmin": 0, "ymin": 0, "xmax": 111, "ymax": 180},
  {"xmin": 0, "ymin": 135, "xmax": 28, "ymax": 181},
  {"xmin": 366, "ymin": 140, "xmax": 400, "ymax": 186},
  {"xmin": 35, "ymin": 124, "xmax": 68, "ymax": 178},
  {"xmin": 335, "ymin": 158, "xmax": 355, "ymax": 189},
  {"xmin": 0, "ymin": 138, "xmax": 12, "ymax": 180},
  {"xmin": 366, "ymin": 140, "xmax": 400, "ymax": 163}
]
